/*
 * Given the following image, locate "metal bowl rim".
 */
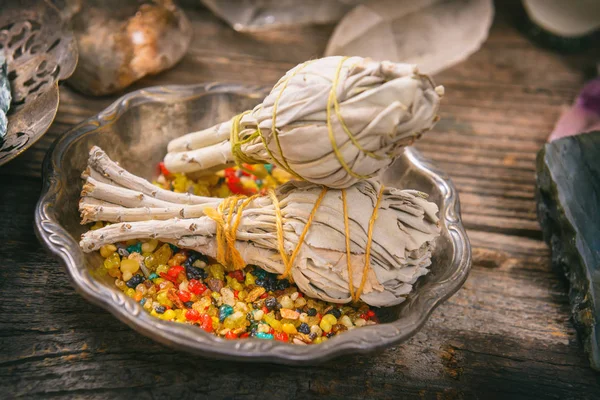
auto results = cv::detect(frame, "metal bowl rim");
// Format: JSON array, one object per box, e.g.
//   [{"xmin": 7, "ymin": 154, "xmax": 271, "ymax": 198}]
[{"xmin": 34, "ymin": 82, "xmax": 471, "ymax": 365}]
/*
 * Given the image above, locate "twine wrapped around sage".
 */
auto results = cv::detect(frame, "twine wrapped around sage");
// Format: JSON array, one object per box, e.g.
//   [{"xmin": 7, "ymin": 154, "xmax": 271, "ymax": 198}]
[
  {"xmin": 80, "ymin": 147, "xmax": 440, "ymax": 307},
  {"xmin": 164, "ymin": 56, "xmax": 444, "ymax": 189}
]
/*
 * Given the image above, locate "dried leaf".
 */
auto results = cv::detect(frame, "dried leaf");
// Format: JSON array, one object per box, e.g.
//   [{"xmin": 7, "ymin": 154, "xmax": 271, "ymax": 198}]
[{"xmin": 325, "ymin": 0, "xmax": 494, "ymax": 75}]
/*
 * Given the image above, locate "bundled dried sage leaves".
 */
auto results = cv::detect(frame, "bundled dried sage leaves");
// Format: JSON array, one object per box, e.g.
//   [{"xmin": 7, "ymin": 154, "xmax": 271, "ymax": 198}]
[
  {"xmin": 164, "ymin": 56, "xmax": 443, "ymax": 189},
  {"xmin": 80, "ymin": 147, "xmax": 440, "ymax": 307}
]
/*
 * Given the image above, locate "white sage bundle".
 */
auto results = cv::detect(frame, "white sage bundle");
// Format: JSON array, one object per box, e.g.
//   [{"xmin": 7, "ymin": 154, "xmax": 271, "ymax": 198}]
[
  {"xmin": 81, "ymin": 147, "xmax": 440, "ymax": 307},
  {"xmin": 165, "ymin": 56, "xmax": 444, "ymax": 189}
]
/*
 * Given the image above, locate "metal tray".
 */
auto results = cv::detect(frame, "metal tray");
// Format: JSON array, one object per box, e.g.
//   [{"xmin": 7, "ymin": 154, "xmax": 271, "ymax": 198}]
[{"xmin": 35, "ymin": 83, "xmax": 471, "ymax": 364}]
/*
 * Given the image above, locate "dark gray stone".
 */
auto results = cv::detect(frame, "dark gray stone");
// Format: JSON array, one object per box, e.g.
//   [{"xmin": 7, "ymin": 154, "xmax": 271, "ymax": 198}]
[{"xmin": 536, "ymin": 131, "xmax": 600, "ymax": 370}]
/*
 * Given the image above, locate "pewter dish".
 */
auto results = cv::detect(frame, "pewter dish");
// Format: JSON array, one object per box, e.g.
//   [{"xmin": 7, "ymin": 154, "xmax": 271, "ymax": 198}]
[
  {"xmin": 0, "ymin": 0, "xmax": 78, "ymax": 166},
  {"xmin": 35, "ymin": 83, "xmax": 471, "ymax": 364}
]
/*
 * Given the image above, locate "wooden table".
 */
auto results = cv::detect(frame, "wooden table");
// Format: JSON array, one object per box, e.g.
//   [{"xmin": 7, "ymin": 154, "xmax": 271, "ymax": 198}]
[{"xmin": 1, "ymin": 2, "xmax": 599, "ymax": 398}]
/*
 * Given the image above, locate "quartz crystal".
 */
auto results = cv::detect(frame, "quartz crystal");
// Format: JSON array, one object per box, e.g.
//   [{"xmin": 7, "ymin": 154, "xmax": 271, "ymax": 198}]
[{"xmin": 67, "ymin": 0, "xmax": 192, "ymax": 95}]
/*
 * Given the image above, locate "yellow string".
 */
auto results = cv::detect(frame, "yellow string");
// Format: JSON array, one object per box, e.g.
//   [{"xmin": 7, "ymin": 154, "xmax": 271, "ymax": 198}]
[
  {"xmin": 268, "ymin": 60, "xmax": 313, "ymax": 176},
  {"xmin": 204, "ymin": 201, "xmax": 227, "ymax": 265},
  {"xmin": 279, "ymin": 187, "xmax": 327, "ymax": 279},
  {"xmin": 230, "ymin": 62, "xmax": 316, "ymax": 180},
  {"xmin": 204, "ymin": 195, "xmax": 254, "ymax": 270},
  {"xmin": 231, "ymin": 194, "xmax": 258, "ymax": 237},
  {"xmin": 231, "ymin": 57, "xmax": 390, "ymax": 181},
  {"xmin": 204, "ymin": 186, "xmax": 327, "ymax": 278},
  {"xmin": 204, "ymin": 183, "xmax": 384, "ymax": 299},
  {"xmin": 229, "ymin": 111, "xmax": 264, "ymax": 166},
  {"xmin": 341, "ymin": 189, "xmax": 355, "ymax": 301},
  {"xmin": 267, "ymin": 189, "xmax": 290, "ymax": 271},
  {"xmin": 353, "ymin": 184, "xmax": 385, "ymax": 302},
  {"xmin": 332, "ymin": 57, "xmax": 384, "ymax": 161},
  {"xmin": 229, "ymin": 194, "xmax": 259, "ymax": 270},
  {"xmin": 223, "ymin": 196, "xmax": 245, "ymax": 270},
  {"xmin": 327, "ymin": 60, "xmax": 371, "ymax": 180},
  {"xmin": 229, "ymin": 109, "xmax": 304, "ymax": 180}
]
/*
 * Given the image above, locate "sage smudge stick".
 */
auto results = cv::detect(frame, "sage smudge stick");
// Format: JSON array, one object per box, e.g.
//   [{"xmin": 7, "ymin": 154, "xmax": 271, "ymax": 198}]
[
  {"xmin": 164, "ymin": 56, "xmax": 444, "ymax": 189},
  {"xmin": 80, "ymin": 147, "xmax": 441, "ymax": 307}
]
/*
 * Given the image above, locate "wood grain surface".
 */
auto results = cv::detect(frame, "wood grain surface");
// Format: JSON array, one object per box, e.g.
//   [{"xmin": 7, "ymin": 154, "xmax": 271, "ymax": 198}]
[{"xmin": 1, "ymin": 1, "xmax": 599, "ymax": 398}]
